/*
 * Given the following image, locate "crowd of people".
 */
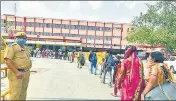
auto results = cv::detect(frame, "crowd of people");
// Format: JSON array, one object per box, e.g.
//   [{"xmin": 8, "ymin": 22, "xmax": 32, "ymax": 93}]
[
  {"xmin": 77, "ymin": 46, "xmax": 176, "ymax": 100},
  {"xmin": 30, "ymin": 48, "xmax": 75, "ymax": 61},
  {"xmin": 30, "ymin": 46, "xmax": 176, "ymax": 100},
  {"xmin": 5, "ymin": 32, "xmax": 175, "ymax": 101}
]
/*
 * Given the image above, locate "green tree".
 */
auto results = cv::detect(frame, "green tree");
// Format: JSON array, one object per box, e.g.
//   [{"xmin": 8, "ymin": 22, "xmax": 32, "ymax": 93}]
[{"xmin": 126, "ymin": 1, "xmax": 176, "ymax": 51}]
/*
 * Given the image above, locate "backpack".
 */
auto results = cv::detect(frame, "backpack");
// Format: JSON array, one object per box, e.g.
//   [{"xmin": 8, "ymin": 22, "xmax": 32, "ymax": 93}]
[
  {"xmin": 107, "ymin": 54, "xmax": 113, "ymax": 66},
  {"xmin": 81, "ymin": 54, "xmax": 85, "ymax": 66},
  {"xmin": 92, "ymin": 53, "xmax": 97, "ymax": 63}
]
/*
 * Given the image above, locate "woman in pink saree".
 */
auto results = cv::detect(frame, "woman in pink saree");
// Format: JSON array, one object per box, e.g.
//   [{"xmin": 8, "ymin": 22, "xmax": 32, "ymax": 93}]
[{"xmin": 117, "ymin": 46, "xmax": 145, "ymax": 100}]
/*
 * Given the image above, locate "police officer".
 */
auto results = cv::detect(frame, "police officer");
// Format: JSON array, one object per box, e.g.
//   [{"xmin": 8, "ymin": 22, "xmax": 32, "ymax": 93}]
[{"xmin": 4, "ymin": 32, "xmax": 32, "ymax": 100}]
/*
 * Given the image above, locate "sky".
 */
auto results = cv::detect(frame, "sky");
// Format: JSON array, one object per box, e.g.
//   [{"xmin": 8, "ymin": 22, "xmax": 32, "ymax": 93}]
[{"xmin": 1, "ymin": 1, "xmax": 157, "ymax": 23}]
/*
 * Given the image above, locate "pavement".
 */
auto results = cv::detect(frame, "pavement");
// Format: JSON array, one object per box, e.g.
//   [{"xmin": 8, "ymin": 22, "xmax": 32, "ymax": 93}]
[
  {"xmin": 1, "ymin": 58, "xmax": 120, "ymax": 100},
  {"xmin": 1, "ymin": 58, "xmax": 176, "ymax": 100}
]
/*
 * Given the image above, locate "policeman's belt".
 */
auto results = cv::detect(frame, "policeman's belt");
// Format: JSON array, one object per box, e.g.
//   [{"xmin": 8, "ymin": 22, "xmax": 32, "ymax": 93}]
[{"xmin": 17, "ymin": 68, "xmax": 28, "ymax": 72}]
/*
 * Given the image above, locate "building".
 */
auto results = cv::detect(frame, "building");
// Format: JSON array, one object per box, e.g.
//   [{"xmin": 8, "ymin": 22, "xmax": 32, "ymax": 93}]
[{"xmin": 1, "ymin": 14, "xmax": 133, "ymax": 54}]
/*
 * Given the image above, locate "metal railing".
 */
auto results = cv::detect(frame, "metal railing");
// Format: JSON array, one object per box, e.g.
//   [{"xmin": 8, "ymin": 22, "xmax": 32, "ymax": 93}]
[{"xmin": 1, "ymin": 67, "xmax": 10, "ymax": 101}]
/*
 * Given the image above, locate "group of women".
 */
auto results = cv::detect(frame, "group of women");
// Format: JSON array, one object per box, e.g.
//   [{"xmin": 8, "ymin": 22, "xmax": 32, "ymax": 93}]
[{"xmin": 111, "ymin": 46, "xmax": 176, "ymax": 100}]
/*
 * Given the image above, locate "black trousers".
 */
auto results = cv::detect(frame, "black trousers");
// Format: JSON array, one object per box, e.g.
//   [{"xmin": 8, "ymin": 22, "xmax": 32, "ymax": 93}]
[{"xmin": 103, "ymin": 65, "xmax": 113, "ymax": 86}]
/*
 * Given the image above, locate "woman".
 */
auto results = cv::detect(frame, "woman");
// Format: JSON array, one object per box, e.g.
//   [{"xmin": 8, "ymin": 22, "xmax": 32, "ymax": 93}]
[
  {"xmin": 111, "ymin": 63, "xmax": 121, "ymax": 97},
  {"xmin": 71, "ymin": 51, "xmax": 75, "ymax": 62},
  {"xmin": 141, "ymin": 51, "xmax": 176, "ymax": 100},
  {"xmin": 117, "ymin": 46, "xmax": 145, "ymax": 100}
]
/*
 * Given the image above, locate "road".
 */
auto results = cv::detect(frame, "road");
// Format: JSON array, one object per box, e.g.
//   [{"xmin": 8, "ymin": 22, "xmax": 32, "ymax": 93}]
[{"xmin": 26, "ymin": 58, "xmax": 119, "ymax": 100}]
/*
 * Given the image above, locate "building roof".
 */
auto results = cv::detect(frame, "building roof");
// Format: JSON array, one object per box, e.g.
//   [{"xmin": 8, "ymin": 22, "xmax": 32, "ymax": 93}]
[{"xmin": 2, "ymin": 14, "xmax": 132, "ymax": 25}]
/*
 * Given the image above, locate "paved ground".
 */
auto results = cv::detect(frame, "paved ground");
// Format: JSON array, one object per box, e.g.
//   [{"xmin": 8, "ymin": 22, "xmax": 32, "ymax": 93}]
[
  {"xmin": 1, "ymin": 58, "xmax": 176, "ymax": 100},
  {"xmin": 26, "ymin": 58, "xmax": 119, "ymax": 100}
]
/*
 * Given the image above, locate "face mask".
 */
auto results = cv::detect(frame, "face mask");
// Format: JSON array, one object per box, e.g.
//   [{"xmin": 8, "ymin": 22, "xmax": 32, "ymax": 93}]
[{"xmin": 16, "ymin": 38, "xmax": 27, "ymax": 45}]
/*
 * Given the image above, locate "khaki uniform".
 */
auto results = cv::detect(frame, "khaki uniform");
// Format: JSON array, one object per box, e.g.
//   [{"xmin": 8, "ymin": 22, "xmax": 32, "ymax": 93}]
[{"xmin": 4, "ymin": 43, "xmax": 32, "ymax": 100}]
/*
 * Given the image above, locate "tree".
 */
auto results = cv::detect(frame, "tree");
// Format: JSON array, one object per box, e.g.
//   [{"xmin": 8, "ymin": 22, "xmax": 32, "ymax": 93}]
[{"xmin": 126, "ymin": 1, "xmax": 176, "ymax": 51}]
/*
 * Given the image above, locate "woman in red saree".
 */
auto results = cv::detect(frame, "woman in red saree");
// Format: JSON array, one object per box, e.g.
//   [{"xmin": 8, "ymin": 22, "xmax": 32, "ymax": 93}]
[{"xmin": 117, "ymin": 46, "xmax": 145, "ymax": 100}]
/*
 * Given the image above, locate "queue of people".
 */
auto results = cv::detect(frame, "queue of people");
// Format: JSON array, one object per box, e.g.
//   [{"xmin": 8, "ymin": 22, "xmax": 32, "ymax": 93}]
[
  {"xmin": 86, "ymin": 46, "xmax": 176, "ymax": 100},
  {"xmin": 4, "ymin": 31, "xmax": 176, "ymax": 101},
  {"xmin": 111, "ymin": 46, "xmax": 175, "ymax": 100}
]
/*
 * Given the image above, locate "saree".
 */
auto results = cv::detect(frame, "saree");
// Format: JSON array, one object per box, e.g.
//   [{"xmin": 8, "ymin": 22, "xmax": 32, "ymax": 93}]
[
  {"xmin": 145, "ymin": 63, "xmax": 176, "ymax": 100},
  {"xmin": 120, "ymin": 47, "xmax": 145, "ymax": 100},
  {"xmin": 114, "ymin": 63, "xmax": 121, "ymax": 95}
]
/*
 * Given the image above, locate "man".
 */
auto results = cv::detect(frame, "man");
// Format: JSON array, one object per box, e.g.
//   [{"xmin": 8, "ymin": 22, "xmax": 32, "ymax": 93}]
[
  {"xmin": 102, "ymin": 49, "xmax": 114, "ymax": 87},
  {"xmin": 89, "ymin": 50, "xmax": 97, "ymax": 75},
  {"xmin": 77, "ymin": 49, "xmax": 83, "ymax": 68},
  {"xmin": 4, "ymin": 32, "xmax": 32, "ymax": 100}
]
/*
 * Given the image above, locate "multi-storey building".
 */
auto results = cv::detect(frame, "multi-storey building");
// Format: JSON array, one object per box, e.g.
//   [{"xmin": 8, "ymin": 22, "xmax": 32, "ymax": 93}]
[{"xmin": 1, "ymin": 14, "xmax": 133, "ymax": 53}]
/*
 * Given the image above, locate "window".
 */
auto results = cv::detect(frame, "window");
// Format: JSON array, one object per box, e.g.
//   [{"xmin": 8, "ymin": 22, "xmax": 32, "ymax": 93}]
[
  {"xmin": 39, "ymin": 23, "xmax": 43, "ymax": 28},
  {"xmin": 36, "ymin": 23, "xmax": 39, "ymax": 27},
  {"xmin": 84, "ymin": 26, "xmax": 87, "ymax": 30},
  {"xmin": 65, "ymin": 25, "xmax": 69, "ymax": 29},
  {"xmin": 80, "ymin": 26, "xmax": 84, "ymax": 30},
  {"xmin": 96, "ymin": 27, "xmax": 100, "ymax": 31},
  {"xmin": 68, "ymin": 33, "xmax": 71, "ymax": 37},
  {"xmin": 35, "ymin": 32, "xmax": 38, "ymax": 35},
  {"xmin": 57, "ymin": 24, "xmax": 61, "ymax": 28},
  {"xmin": 9, "ymin": 21, "xmax": 15, "ymax": 26},
  {"xmin": 72, "ymin": 34, "xmax": 75, "ymax": 37},
  {"xmin": 47, "ymin": 33, "xmax": 50, "ymax": 36},
  {"xmin": 26, "ymin": 22, "xmax": 30, "ymax": 27},
  {"xmin": 61, "ymin": 24, "xmax": 65, "ymax": 29},
  {"xmin": 40, "ymin": 32, "xmax": 42, "ymax": 36},
  {"xmin": 31, "ymin": 22, "xmax": 35, "ymax": 27},
  {"xmin": 43, "ymin": 32, "xmax": 45, "ymax": 36},
  {"xmin": 46, "ymin": 23, "xmax": 50, "ymax": 28},
  {"xmin": 127, "ymin": 28, "xmax": 129, "ymax": 32},
  {"xmin": 88, "ymin": 26, "xmax": 91, "ymax": 30},
  {"xmin": 71, "ymin": 25, "xmax": 76, "ymax": 29},
  {"xmin": 75, "ymin": 25, "xmax": 78, "ymax": 29},
  {"xmin": 43, "ymin": 23, "xmax": 46, "ymax": 27},
  {"xmin": 31, "ymin": 32, "xmax": 34, "ymax": 35},
  {"xmin": 114, "ymin": 27, "xmax": 121, "ymax": 30}
]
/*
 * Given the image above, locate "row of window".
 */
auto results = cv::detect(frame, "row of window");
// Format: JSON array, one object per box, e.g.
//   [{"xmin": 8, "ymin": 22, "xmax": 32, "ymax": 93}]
[
  {"xmin": 82, "ymin": 43, "xmax": 120, "ymax": 46},
  {"xmin": 2, "ymin": 20, "xmax": 121, "ymax": 32},
  {"xmin": 26, "ymin": 31, "xmax": 121, "ymax": 40}
]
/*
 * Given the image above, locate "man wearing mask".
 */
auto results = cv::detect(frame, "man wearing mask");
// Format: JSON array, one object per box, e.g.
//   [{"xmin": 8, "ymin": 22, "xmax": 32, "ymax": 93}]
[{"xmin": 4, "ymin": 32, "xmax": 32, "ymax": 100}]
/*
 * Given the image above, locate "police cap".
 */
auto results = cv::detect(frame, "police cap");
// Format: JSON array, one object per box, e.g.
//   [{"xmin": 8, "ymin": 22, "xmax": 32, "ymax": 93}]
[{"xmin": 15, "ymin": 32, "xmax": 26, "ymax": 37}]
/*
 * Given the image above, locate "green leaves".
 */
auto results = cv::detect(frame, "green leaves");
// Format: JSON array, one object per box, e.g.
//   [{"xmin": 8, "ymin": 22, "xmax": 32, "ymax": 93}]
[{"xmin": 127, "ymin": 1, "xmax": 176, "ymax": 51}]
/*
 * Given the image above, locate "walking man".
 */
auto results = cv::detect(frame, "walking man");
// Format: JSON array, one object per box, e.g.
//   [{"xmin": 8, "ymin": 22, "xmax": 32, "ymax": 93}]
[
  {"xmin": 4, "ymin": 32, "xmax": 32, "ymax": 100},
  {"xmin": 102, "ymin": 50, "xmax": 114, "ymax": 87},
  {"xmin": 89, "ymin": 50, "xmax": 97, "ymax": 75},
  {"xmin": 77, "ymin": 49, "xmax": 83, "ymax": 68}
]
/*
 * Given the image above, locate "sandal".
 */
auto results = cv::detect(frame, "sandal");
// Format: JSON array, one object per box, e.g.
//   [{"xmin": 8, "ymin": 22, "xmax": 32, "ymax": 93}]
[{"xmin": 111, "ymin": 93, "xmax": 117, "ymax": 97}]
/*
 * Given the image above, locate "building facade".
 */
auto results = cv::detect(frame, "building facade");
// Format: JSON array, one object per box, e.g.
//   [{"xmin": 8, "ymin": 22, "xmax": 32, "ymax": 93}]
[{"xmin": 1, "ymin": 14, "xmax": 133, "ymax": 53}]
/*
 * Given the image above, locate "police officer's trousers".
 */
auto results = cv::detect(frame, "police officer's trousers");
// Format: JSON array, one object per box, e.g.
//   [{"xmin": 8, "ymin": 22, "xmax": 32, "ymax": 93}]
[
  {"xmin": 102, "ymin": 65, "xmax": 113, "ymax": 86},
  {"xmin": 8, "ymin": 70, "xmax": 30, "ymax": 100}
]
